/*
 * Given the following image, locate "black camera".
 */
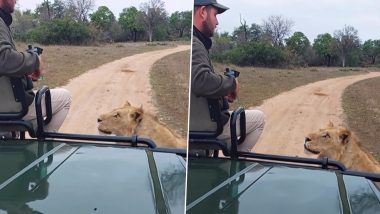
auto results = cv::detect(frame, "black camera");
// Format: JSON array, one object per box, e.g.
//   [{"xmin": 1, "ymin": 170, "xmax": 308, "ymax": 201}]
[
  {"xmin": 224, "ymin": 68, "xmax": 240, "ymax": 78},
  {"xmin": 27, "ymin": 44, "xmax": 43, "ymax": 55}
]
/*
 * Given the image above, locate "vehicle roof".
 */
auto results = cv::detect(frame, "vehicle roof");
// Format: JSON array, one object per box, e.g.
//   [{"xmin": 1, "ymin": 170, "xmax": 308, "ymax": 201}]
[
  {"xmin": 187, "ymin": 157, "xmax": 380, "ymax": 214},
  {"xmin": 0, "ymin": 140, "xmax": 186, "ymax": 214}
]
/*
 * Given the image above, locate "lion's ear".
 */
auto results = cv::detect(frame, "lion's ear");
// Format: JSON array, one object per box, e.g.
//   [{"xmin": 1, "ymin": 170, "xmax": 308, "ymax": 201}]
[
  {"xmin": 137, "ymin": 105, "xmax": 144, "ymax": 114},
  {"xmin": 124, "ymin": 101, "xmax": 131, "ymax": 107},
  {"xmin": 339, "ymin": 128, "xmax": 351, "ymax": 144},
  {"xmin": 327, "ymin": 121, "xmax": 334, "ymax": 128}
]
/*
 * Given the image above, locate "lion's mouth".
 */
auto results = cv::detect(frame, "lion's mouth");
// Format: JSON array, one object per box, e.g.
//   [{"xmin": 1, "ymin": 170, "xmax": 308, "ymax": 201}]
[
  {"xmin": 304, "ymin": 138, "xmax": 320, "ymax": 154},
  {"xmin": 98, "ymin": 126, "xmax": 112, "ymax": 135}
]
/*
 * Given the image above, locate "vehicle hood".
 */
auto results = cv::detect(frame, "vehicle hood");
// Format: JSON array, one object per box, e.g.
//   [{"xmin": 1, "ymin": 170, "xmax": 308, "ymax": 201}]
[
  {"xmin": 0, "ymin": 141, "xmax": 186, "ymax": 214},
  {"xmin": 187, "ymin": 158, "xmax": 380, "ymax": 214}
]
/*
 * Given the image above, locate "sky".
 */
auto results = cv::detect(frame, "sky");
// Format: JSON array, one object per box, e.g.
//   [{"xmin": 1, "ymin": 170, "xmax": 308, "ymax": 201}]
[
  {"xmin": 16, "ymin": 0, "xmax": 192, "ymax": 17},
  {"xmin": 215, "ymin": 0, "xmax": 380, "ymax": 42}
]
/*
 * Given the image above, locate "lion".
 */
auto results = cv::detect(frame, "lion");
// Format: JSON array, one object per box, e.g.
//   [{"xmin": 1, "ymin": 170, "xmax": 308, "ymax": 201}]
[
  {"xmin": 97, "ymin": 102, "xmax": 187, "ymax": 149},
  {"xmin": 304, "ymin": 122, "xmax": 380, "ymax": 174}
]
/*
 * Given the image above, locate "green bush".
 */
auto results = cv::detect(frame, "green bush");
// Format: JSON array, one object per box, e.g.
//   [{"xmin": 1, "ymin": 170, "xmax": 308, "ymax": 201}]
[
  {"xmin": 28, "ymin": 19, "xmax": 91, "ymax": 45},
  {"xmin": 223, "ymin": 41, "xmax": 286, "ymax": 67}
]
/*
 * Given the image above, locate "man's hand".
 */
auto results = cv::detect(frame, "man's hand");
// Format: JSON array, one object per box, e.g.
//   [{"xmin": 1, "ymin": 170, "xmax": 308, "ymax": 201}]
[
  {"xmin": 225, "ymin": 78, "xmax": 240, "ymax": 102},
  {"xmin": 29, "ymin": 55, "xmax": 44, "ymax": 81}
]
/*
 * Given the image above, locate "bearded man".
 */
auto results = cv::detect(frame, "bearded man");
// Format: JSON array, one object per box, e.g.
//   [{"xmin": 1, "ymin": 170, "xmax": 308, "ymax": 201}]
[
  {"xmin": 190, "ymin": 0, "xmax": 266, "ymax": 152},
  {"xmin": 0, "ymin": 0, "xmax": 71, "ymax": 133}
]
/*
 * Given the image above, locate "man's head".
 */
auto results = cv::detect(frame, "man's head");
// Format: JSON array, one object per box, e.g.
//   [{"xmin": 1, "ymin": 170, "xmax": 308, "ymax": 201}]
[
  {"xmin": 0, "ymin": 0, "xmax": 17, "ymax": 13},
  {"xmin": 193, "ymin": 0, "xmax": 229, "ymax": 37}
]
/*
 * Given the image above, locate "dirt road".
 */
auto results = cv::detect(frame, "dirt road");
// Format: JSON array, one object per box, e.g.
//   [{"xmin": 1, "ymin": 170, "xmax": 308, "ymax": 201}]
[
  {"xmin": 60, "ymin": 45, "xmax": 190, "ymax": 134},
  {"xmin": 253, "ymin": 72, "xmax": 380, "ymax": 158}
]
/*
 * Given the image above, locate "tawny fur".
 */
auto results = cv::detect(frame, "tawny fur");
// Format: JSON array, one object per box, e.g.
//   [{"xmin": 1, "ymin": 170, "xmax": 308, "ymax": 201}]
[
  {"xmin": 305, "ymin": 122, "xmax": 380, "ymax": 173},
  {"xmin": 97, "ymin": 101, "xmax": 186, "ymax": 149}
]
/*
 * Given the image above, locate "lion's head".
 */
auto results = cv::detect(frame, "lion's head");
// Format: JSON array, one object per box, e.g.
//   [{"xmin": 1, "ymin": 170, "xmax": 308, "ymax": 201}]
[
  {"xmin": 97, "ymin": 101, "xmax": 143, "ymax": 136},
  {"xmin": 304, "ymin": 122, "xmax": 352, "ymax": 160}
]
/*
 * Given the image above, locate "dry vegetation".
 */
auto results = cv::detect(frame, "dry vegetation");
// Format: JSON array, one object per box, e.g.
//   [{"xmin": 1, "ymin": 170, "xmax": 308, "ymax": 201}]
[
  {"xmin": 150, "ymin": 50, "xmax": 190, "ymax": 138},
  {"xmin": 16, "ymin": 42, "xmax": 178, "ymax": 88},
  {"xmin": 213, "ymin": 64, "xmax": 368, "ymax": 108},
  {"xmin": 343, "ymin": 77, "xmax": 380, "ymax": 162}
]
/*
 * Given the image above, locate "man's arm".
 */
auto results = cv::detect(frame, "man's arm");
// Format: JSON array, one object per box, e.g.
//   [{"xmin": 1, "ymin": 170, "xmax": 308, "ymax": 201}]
[
  {"xmin": 0, "ymin": 27, "xmax": 39, "ymax": 77},
  {"xmin": 191, "ymin": 41, "xmax": 236, "ymax": 98}
]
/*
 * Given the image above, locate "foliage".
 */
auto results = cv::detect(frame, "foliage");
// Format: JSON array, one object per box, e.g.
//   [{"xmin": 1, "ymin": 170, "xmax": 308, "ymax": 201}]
[
  {"xmin": 262, "ymin": 15, "xmax": 294, "ymax": 46},
  {"xmin": 118, "ymin": 6, "xmax": 144, "ymax": 42},
  {"xmin": 139, "ymin": 0, "xmax": 168, "ymax": 42},
  {"xmin": 90, "ymin": 6, "xmax": 115, "ymax": 31},
  {"xmin": 362, "ymin": 39, "xmax": 380, "ymax": 64},
  {"xmin": 286, "ymin": 32, "xmax": 310, "ymax": 55},
  {"xmin": 169, "ymin": 11, "xmax": 192, "ymax": 39},
  {"xmin": 210, "ymin": 32, "xmax": 234, "ymax": 62},
  {"xmin": 13, "ymin": 1, "xmax": 189, "ymax": 44},
  {"xmin": 334, "ymin": 25, "xmax": 360, "ymax": 67},
  {"xmin": 224, "ymin": 41, "xmax": 286, "ymax": 67},
  {"xmin": 66, "ymin": 0, "xmax": 95, "ymax": 22},
  {"xmin": 12, "ymin": 9, "xmax": 36, "ymax": 41},
  {"xmin": 28, "ymin": 18, "xmax": 90, "ymax": 44},
  {"xmin": 313, "ymin": 33, "xmax": 338, "ymax": 66},
  {"xmin": 211, "ymin": 16, "xmax": 379, "ymax": 68},
  {"xmin": 232, "ymin": 22, "xmax": 262, "ymax": 43}
]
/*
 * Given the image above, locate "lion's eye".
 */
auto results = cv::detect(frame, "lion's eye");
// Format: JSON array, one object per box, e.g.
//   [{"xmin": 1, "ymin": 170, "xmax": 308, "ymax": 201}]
[{"xmin": 113, "ymin": 113, "xmax": 120, "ymax": 118}]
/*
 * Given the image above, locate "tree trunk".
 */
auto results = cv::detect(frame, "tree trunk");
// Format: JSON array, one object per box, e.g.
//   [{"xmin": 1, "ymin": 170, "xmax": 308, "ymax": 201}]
[
  {"xmin": 148, "ymin": 30, "xmax": 153, "ymax": 42},
  {"xmin": 327, "ymin": 55, "xmax": 331, "ymax": 67},
  {"xmin": 342, "ymin": 57, "xmax": 346, "ymax": 67},
  {"xmin": 372, "ymin": 56, "xmax": 376, "ymax": 64},
  {"xmin": 133, "ymin": 31, "xmax": 137, "ymax": 42}
]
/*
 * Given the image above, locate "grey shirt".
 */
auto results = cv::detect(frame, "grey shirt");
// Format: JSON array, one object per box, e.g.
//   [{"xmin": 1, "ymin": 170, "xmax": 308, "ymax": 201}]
[
  {"xmin": 190, "ymin": 27, "xmax": 236, "ymax": 131},
  {"xmin": 0, "ymin": 8, "xmax": 39, "ymax": 105}
]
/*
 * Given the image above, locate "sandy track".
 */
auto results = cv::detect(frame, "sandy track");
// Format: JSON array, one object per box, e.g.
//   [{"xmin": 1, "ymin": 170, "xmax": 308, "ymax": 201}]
[
  {"xmin": 252, "ymin": 72, "xmax": 380, "ymax": 158},
  {"xmin": 60, "ymin": 45, "xmax": 190, "ymax": 134}
]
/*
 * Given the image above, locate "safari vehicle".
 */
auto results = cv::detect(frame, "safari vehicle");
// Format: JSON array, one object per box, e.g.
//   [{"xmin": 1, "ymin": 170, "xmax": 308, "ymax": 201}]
[
  {"xmin": 0, "ymin": 83, "xmax": 186, "ymax": 214},
  {"xmin": 188, "ymin": 106, "xmax": 380, "ymax": 214}
]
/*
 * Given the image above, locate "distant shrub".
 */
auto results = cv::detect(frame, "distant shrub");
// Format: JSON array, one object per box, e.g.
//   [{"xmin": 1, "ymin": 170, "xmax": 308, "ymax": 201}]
[
  {"xmin": 28, "ymin": 19, "xmax": 91, "ymax": 45},
  {"xmin": 224, "ymin": 41, "xmax": 286, "ymax": 67}
]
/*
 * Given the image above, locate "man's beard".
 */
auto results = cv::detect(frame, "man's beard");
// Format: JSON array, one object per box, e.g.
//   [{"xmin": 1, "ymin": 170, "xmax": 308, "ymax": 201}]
[
  {"xmin": 3, "ymin": 1, "xmax": 15, "ymax": 13},
  {"xmin": 201, "ymin": 17, "xmax": 214, "ymax": 37}
]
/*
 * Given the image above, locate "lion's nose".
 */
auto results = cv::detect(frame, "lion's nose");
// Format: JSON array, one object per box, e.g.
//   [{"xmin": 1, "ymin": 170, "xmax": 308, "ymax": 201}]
[
  {"xmin": 305, "ymin": 137, "xmax": 311, "ymax": 143},
  {"xmin": 98, "ymin": 118, "xmax": 102, "ymax": 122}
]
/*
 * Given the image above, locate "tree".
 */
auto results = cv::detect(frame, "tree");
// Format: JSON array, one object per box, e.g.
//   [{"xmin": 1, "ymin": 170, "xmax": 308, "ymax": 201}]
[
  {"xmin": 119, "ymin": 6, "xmax": 144, "ymax": 42},
  {"xmin": 334, "ymin": 25, "xmax": 360, "ymax": 67},
  {"xmin": 233, "ymin": 22, "xmax": 262, "ymax": 43},
  {"xmin": 52, "ymin": 0, "xmax": 66, "ymax": 19},
  {"xmin": 66, "ymin": 0, "xmax": 95, "ymax": 22},
  {"xmin": 90, "ymin": 6, "xmax": 115, "ymax": 31},
  {"xmin": 139, "ymin": 0, "xmax": 167, "ymax": 42},
  {"xmin": 169, "ymin": 11, "xmax": 192, "ymax": 38},
  {"xmin": 249, "ymin": 23, "xmax": 262, "ymax": 42},
  {"xmin": 12, "ymin": 9, "xmax": 36, "ymax": 41},
  {"xmin": 286, "ymin": 32, "xmax": 310, "ymax": 55},
  {"xmin": 313, "ymin": 33, "xmax": 337, "ymax": 66},
  {"xmin": 210, "ymin": 32, "xmax": 233, "ymax": 62},
  {"xmin": 262, "ymin": 15, "xmax": 294, "ymax": 46},
  {"xmin": 285, "ymin": 32, "xmax": 311, "ymax": 66},
  {"xmin": 362, "ymin": 39, "xmax": 380, "ymax": 64},
  {"xmin": 35, "ymin": 1, "xmax": 52, "ymax": 22}
]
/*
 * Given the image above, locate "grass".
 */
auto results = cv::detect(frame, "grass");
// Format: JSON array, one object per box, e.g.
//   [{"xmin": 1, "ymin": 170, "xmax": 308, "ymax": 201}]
[
  {"xmin": 342, "ymin": 77, "xmax": 380, "ymax": 162},
  {"xmin": 212, "ymin": 64, "xmax": 369, "ymax": 108},
  {"xmin": 16, "ymin": 42, "xmax": 180, "ymax": 88},
  {"xmin": 150, "ymin": 50, "xmax": 190, "ymax": 138}
]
